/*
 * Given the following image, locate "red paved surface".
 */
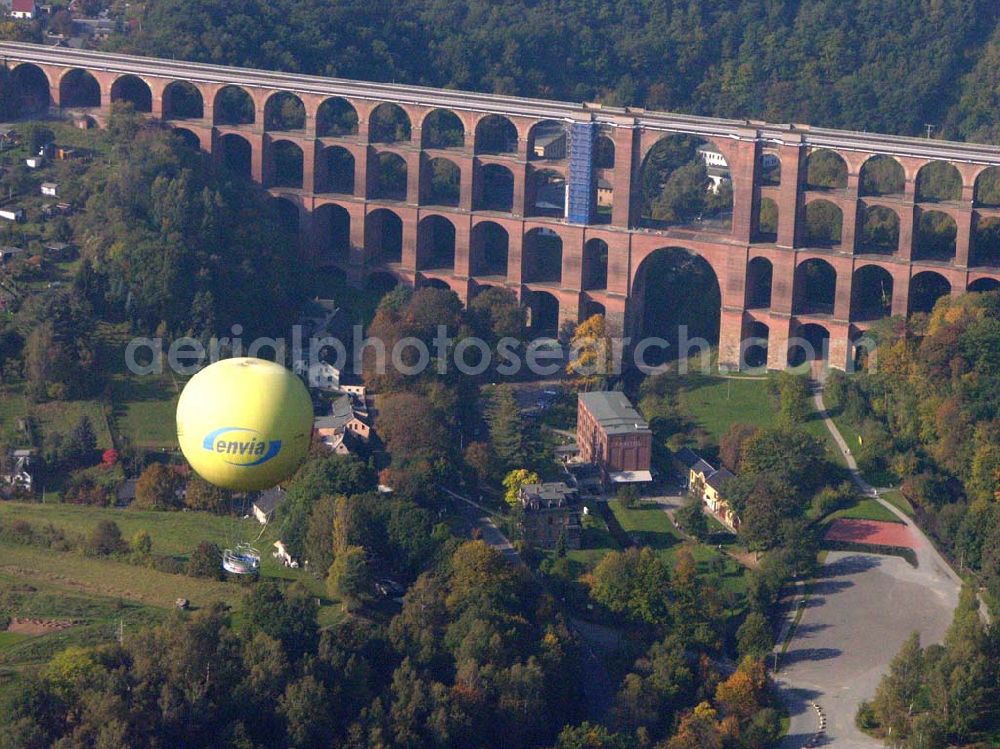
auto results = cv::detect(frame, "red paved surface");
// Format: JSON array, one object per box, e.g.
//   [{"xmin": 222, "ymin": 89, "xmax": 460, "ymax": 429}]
[{"xmin": 824, "ymin": 518, "xmax": 917, "ymax": 549}]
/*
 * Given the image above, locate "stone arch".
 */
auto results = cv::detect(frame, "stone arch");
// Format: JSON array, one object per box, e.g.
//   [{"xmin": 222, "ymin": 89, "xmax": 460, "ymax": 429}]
[
  {"xmin": 110, "ymin": 74, "xmax": 152, "ymax": 112},
  {"xmin": 805, "ymin": 149, "xmax": 847, "ymax": 190},
  {"xmin": 914, "ymin": 209, "xmax": 957, "ymax": 261},
  {"xmin": 851, "ymin": 265, "xmax": 894, "ymax": 321},
  {"xmin": 803, "ymin": 199, "xmax": 843, "ymax": 246},
  {"xmin": 859, "ymin": 155, "xmax": 905, "ymax": 196},
  {"xmin": 59, "ymin": 68, "xmax": 101, "ymax": 108},
  {"xmin": 755, "ymin": 197, "xmax": 778, "ymax": 242},
  {"xmin": 638, "ymin": 134, "xmax": 732, "ymax": 231},
  {"xmin": 423, "ymin": 157, "xmax": 460, "ymax": 207},
  {"xmin": 422, "ymin": 109, "xmax": 465, "ymax": 149},
  {"xmin": 163, "ymin": 81, "xmax": 203, "ymax": 120},
  {"xmin": 969, "ymin": 277, "xmax": 1000, "ymax": 293},
  {"xmin": 264, "ymin": 91, "xmax": 306, "ymax": 131},
  {"xmin": 916, "ymin": 161, "xmax": 962, "ymax": 202},
  {"xmin": 270, "ymin": 140, "xmax": 304, "ymax": 188},
  {"xmin": 525, "ymin": 290, "xmax": 560, "ymax": 335},
  {"xmin": 743, "ymin": 321, "xmax": 769, "ymax": 369},
  {"xmin": 908, "ymin": 271, "xmax": 951, "ymax": 314},
  {"xmin": 416, "ymin": 215, "xmax": 456, "ymax": 271},
  {"xmin": 972, "ymin": 215, "xmax": 1000, "ymax": 268},
  {"xmin": 371, "ymin": 152, "xmax": 407, "ymax": 201},
  {"xmin": 475, "ymin": 114, "xmax": 519, "ymax": 154},
  {"xmin": 11, "ymin": 63, "xmax": 51, "ymax": 113},
  {"xmin": 760, "ymin": 150, "xmax": 781, "ymax": 186},
  {"xmin": 217, "ymin": 133, "xmax": 252, "ymax": 178},
  {"xmin": 172, "ymin": 127, "xmax": 201, "ymax": 150},
  {"xmin": 316, "ymin": 97, "xmax": 359, "ymax": 137},
  {"xmin": 794, "ymin": 258, "xmax": 837, "ymax": 315},
  {"xmin": 974, "ymin": 166, "xmax": 1000, "ymax": 208},
  {"xmin": 583, "ymin": 299, "xmax": 606, "ymax": 319},
  {"xmin": 583, "ymin": 238, "xmax": 608, "ymax": 290},
  {"xmin": 789, "ymin": 323, "xmax": 830, "ymax": 366},
  {"xmin": 528, "ymin": 120, "xmax": 569, "ymax": 161},
  {"xmin": 630, "ymin": 246, "xmax": 722, "ymax": 360},
  {"xmin": 746, "ymin": 257, "xmax": 773, "ymax": 309},
  {"xmin": 366, "ymin": 271, "xmax": 399, "ymax": 293},
  {"xmin": 531, "ymin": 168, "xmax": 566, "ymax": 218},
  {"xmin": 369, "ymin": 103, "xmax": 411, "ymax": 144},
  {"xmin": 214, "ymin": 86, "xmax": 255, "ymax": 125},
  {"xmin": 594, "ymin": 135, "xmax": 615, "ymax": 169},
  {"xmin": 365, "ymin": 208, "xmax": 403, "ymax": 264},
  {"xmin": 315, "ymin": 203, "xmax": 352, "ymax": 264},
  {"xmin": 268, "ymin": 196, "xmax": 300, "ymax": 237},
  {"xmin": 522, "ymin": 228, "xmax": 563, "ymax": 284},
  {"xmin": 470, "ymin": 221, "xmax": 509, "ymax": 277},
  {"xmin": 476, "ymin": 163, "xmax": 514, "ymax": 212},
  {"xmin": 421, "ymin": 277, "xmax": 453, "ymax": 292},
  {"xmin": 320, "ymin": 146, "xmax": 355, "ymax": 194},
  {"xmin": 857, "ymin": 205, "xmax": 900, "ymax": 254}
]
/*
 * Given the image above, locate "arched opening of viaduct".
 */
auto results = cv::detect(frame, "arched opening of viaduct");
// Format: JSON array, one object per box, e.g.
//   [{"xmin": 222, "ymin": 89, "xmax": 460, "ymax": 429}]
[{"xmin": 7, "ymin": 43, "xmax": 1000, "ymax": 371}]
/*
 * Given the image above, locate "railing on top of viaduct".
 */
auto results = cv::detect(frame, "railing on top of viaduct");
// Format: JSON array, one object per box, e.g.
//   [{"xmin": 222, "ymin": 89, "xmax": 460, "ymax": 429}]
[{"xmin": 4, "ymin": 41, "xmax": 1000, "ymax": 372}]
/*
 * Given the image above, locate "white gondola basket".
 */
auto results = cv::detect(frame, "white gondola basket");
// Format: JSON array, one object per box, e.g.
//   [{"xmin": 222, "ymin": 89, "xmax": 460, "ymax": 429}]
[{"xmin": 222, "ymin": 544, "xmax": 261, "ymax": 575}]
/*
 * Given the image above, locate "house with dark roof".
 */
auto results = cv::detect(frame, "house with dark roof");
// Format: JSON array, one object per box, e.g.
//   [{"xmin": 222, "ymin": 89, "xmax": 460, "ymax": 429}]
[
  {"xmin": 313, "ymin": 394, "xmax": 371, "ymax": 453},
  {"xmin": 253, "ymin": 487, "xmax": 286, "ymax": 524},
  {"xmin": 577, "ymin": 391, "xmax": 652, "ymax": 486},
  {"xmin": 518, "ymin": 482, "xmax": 581, "ymax": 550}
]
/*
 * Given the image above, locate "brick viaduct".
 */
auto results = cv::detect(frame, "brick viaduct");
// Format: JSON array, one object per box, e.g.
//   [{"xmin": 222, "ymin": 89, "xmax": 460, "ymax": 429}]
[{"xmin": 3, "ymin": 41, "xmax": 1000, "ymax": 370}]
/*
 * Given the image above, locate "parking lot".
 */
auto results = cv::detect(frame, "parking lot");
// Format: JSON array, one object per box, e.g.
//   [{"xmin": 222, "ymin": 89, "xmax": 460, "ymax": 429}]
[{"xmin": 777, "ymin": 551, "xmax": 958, "ymax": 748}]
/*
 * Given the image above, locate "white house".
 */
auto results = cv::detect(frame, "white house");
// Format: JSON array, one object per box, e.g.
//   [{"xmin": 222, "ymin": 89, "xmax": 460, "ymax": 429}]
[
  {"xmin": 696, "ymin": 145, "xmax": 732, "ymax": 194},
  {"xmin": 0, "ymin": 208, "xmax": 25, "ymax": 222},
  {"xmin": 306, "ymin": 361, "xmax": 340, "ymax": 392},
  {"xmin": 40, "ymin": 182, "xmax": 58, "ymax": 197},
  {"xmin": 25, "ymin": 156, "xmax": 44, "ymax": 168}
]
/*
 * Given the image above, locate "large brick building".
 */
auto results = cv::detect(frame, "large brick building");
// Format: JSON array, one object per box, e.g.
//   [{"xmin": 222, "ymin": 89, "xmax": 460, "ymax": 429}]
[{"xmin": 576, "ymin": 391, "xmax": 652, "ymax": 483}]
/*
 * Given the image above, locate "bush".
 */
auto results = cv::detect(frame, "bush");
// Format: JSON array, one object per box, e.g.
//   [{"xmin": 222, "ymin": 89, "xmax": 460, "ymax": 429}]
[
  {"xmin": 187, "ymin": 541, "xmax": 224, "ymax": 580},
  {"xmin": 856, "ymin": 700, "xmax": 878, "ymax": 732},
  {"xmin": 675, "ymin": 497, "xmax": 709, "ymax": 540},
  {"xmin": 87, "ymin": 520, "xmax": 125, "ymax": 556}
]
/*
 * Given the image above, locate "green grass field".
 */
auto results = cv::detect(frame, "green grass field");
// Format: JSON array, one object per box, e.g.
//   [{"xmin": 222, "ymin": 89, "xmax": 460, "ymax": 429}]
[
  {"xmin": 825, "ymin": 498, "xmax": 904, "ymax": 525},
  {"xmin": 675, "ymin": 376, "xmax": 778, "ymax": 445},
  {"xmin": 108, "ymin": 371, "xmax": 182, "ymax": 449},
  {"xmin": 675, "ymin": 375, "xmax": 846, "ymax": 466},
  {"xmin": 565, "ymin": 500, "xmax": 620, "ymax": 568},
  {"xmin": 879, "ymin": 489, "xmax": 914, "ymax": 517},
  {"xmin": 0, "ymin": 632, "xmax": 31, "ymax": 650},
  {"xmin": 608, "ymin": 499, "xmax": 747, "ymax": 598},
  {"xmin": 0, "ymin": 501, "xmax": 325, "ymax": 587}
]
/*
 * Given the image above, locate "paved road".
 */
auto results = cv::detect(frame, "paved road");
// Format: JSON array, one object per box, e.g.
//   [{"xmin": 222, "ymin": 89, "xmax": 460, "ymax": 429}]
[{"xmin": 774, "ymin": 385, "xmax": 964, "ymax": 748}]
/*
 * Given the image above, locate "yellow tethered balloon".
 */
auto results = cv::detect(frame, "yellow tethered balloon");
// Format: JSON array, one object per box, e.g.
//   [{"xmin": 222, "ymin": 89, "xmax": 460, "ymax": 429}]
[{"xmin": 176, "ymin": 357, "xmax": 313, "ymax": 492}]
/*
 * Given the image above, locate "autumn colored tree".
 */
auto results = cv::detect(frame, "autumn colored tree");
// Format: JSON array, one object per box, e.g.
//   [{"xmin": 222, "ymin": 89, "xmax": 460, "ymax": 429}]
[
  {"xmin": 567, "ymin": 314, "xmax": 615, "ymax": 385},
  {"xmin": 134, "ymin": 463, "xmax": 183, "ymax": 510},
  {"xmin": 502, "ymin": 468, "xmax": 540, "ymax": 507}
]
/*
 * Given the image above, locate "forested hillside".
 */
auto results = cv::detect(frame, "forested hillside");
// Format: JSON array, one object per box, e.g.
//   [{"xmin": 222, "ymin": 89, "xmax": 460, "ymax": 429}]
[{"xmin": 109, "ymin": 0, "xmax": 1000, "ymax": 141}]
